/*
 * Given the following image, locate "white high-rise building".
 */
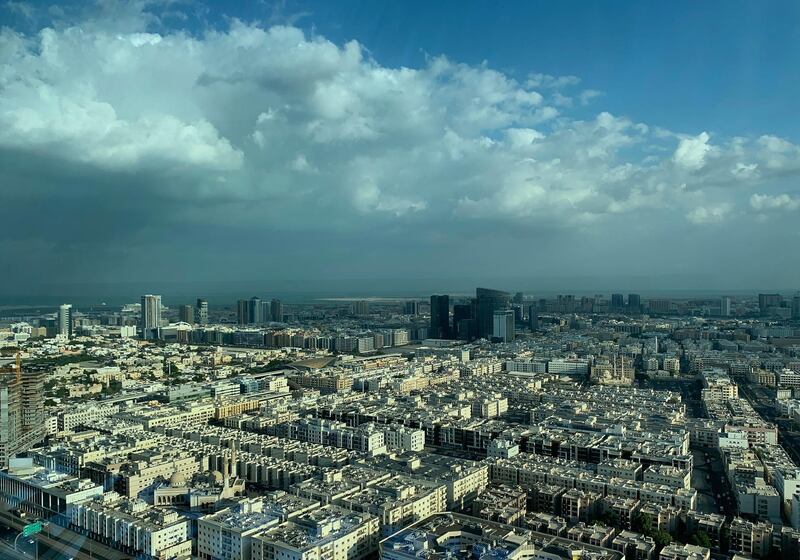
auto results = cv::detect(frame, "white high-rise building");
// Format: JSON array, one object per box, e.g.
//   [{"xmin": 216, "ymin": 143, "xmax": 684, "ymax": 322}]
[
  {"xmin": 721, "ymin": 296, "xmax": 732, "ymax": 317},
  {"xmin": 57, "ymin": 304, "xmax": 72, "ymax": 338},
  {"xmin": 492, "ymin": 309, "xmax": 515, "ymax": 342},
  {"xmin": 140, "ymin": 294, "xmax": 162, "ymax": 340}
]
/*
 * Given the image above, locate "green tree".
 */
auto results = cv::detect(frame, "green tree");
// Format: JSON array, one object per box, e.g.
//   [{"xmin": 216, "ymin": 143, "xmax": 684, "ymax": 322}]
[
  {"xmin": 689, "ymin": 531, "xmax": 712, "ymax": 549},
  {"xmin": 632, "ymin": 512, "xmax": 653, "ymax": 535},
  {"xmin": 599, "ymin": 511, "xmax": 617, "ymax": 527},
  {"xmin": 654, "ymin": 530, "xmax": 672, "ymax": 549}
]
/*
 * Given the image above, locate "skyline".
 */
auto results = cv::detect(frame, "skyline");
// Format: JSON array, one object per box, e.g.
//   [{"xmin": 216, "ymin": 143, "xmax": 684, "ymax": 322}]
[
  {"xmin": 1, "ymin": 1, "xmax": 800, "ymax": 293},
  {"xmin": 0, "ymin": 282, "xmax": 796, "ymax": 310}
]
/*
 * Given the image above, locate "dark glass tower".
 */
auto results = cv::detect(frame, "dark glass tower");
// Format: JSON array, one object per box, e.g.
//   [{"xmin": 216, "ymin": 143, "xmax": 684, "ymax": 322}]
[
  {"xmin": 249, "ymin": 297, "xmax": 262, "ymax": 324},
  {"xmin": 476, "ymin": 287, "xmax": 511, "ymax": 339},
  {"xmin": 528, "ymin": 304, "xmax": 539, "ymax": 331},
  {"xmin": 270, "ymin": 299, "xmax": 284, "ymax": 323},
  {"xmin": 452, "ymin": 303, "xmax": 473, "ymax": 339},
  {"xmin": 430, "ymin": 295, "xmax": 450, "ymax": 339},
  {"xmin": 237, "ymin": 299, "xmax": 249, "ymax": 325}
]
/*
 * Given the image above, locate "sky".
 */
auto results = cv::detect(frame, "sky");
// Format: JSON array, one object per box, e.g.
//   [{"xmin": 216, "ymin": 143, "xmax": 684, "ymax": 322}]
[{"xmin": 1, "ymin": 0, "xmax": 799, "ymax": 298}]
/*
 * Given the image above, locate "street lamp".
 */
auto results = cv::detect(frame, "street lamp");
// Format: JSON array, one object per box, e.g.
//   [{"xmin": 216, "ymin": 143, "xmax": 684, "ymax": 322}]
[
  {"xmin": 14, "ymin": 519, "xmax": 47, "ymax": 560},
  {"xmin": 13, "ymin": 532, "xmax": 37, "ymax": 560}
]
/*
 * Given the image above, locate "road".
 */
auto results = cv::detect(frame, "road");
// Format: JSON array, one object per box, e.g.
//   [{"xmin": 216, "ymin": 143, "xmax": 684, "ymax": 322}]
[
  {"xmin": 638, "ymin": 378, "xmax": 737, "ymax": 516},
  {"xmin": 0, "ymin": 511, "xmax": 131, "ymax": 560},
  {"xmin": 638, "ymin": 377, "xmax": 705, "ymax": 418},
  {"xmin": 0, "ymin": 523, "xmax": 69, "ymax": 560},
  {"xmin": 691, "ymin": 448, "xmax": 737, "ymax": 516}
]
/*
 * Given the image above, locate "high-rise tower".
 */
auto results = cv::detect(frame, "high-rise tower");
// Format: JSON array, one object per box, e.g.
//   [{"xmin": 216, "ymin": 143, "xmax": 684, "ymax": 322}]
[
  {"xmin": 140, "ymin": 295, "xmax": 162, "ymax": 340},
  {"xmin": 452, "ymin": 303, "xmax": 473, "ymax": 340},
  {"xmin": 196, "ymin": 299, "xmax": 209, "ymax": 325},
  {"xmin": 720, "ymin": 296, "xmax": 732, "ymax": 317},
  {"xmin": 249, "ymin": 297, "xmax": 263, "ymax": 324},
  {"xmin": 270, "ymin": 299, "xmax": 283, "ymax": 323},
  {"xmin": 404, "ymin": 301, "xmax": 420, "ymax": 315},
  {"xmin": 57, "ymin": 303, "xmax": 72, "ymax": 338},
  {"xmin": 528, "ymin": 304, "xmax": 539, "ymax": 331},
  {"xmin": 0, "ymin": 366, "xmax": 44, "ymax": 469},
  {"xmin": 178, "ymin": 305, "xmax": 195, "ymax": 324},
  {"xmin": 236, "ymin": 300, "xmax": 249, "ymax": 325},
  {"xmin": 493, "ymin": 309, "xmax": 515, "ymax": 342},
  {"xmin": 430, "ymin": 295, "xmax": 450, "ymax": 339},
  {"xmin": 475, "ymin": 288, "xmax": 511, "ymax": 339}
]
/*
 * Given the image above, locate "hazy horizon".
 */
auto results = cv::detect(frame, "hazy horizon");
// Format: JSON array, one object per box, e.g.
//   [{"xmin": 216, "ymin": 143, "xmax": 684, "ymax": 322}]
[{"xmin": 0, "ymin": 277, "xmax": 795, "ymax": 309}]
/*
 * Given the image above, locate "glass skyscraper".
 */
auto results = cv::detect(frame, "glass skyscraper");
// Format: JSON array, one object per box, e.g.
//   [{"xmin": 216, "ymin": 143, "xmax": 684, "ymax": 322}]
[{"xmin": 476, "ymin": 287, "xmax": 511, "ymax": 339}]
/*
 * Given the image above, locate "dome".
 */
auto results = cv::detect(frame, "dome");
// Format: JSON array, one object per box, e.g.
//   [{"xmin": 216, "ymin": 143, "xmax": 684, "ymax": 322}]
[
  {"xmin": 169, "ymin": 471, "xmax": 187, "ymax": 488},
  {"xmin": 210, "ymin": 470, "xmax": 224, "ymax": 484}
]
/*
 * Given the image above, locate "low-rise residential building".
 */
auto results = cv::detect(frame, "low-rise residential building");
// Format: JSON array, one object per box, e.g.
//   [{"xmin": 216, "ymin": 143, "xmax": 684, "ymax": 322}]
[
  {"xmin": 70, "ymin": 491, "xmax": 191, "ymax": 560},
  {"xmin": 197, "ymin": 494, "xmax": 320, "ymax": 560},
  {"xmin": 611, "ymin": 530, "xmax": 656, "ymax": 560},
  {"xmin": 250, "ymin": 505, "xmax": 379, "ymax": 560},
  {"xmin": 659, "ymin": 543, "xmax": 711, "ymax": 560},
  {"xmin": 728, "ymin": 517, "xmax": 774, "ymax": 559}
]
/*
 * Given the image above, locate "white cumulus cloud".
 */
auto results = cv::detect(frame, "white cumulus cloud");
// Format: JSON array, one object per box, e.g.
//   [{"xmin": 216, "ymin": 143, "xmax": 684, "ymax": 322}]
[
  {"xmin": 750, "ymin": 193, "xmax": 800, "ymax": 212},
  {"xmin": 673, "ymin": 132, "xmax": 713, "ymax": 171},
  {"xmin": 687, "ymin": 203, "xmax": 732, "ymax": 225}
]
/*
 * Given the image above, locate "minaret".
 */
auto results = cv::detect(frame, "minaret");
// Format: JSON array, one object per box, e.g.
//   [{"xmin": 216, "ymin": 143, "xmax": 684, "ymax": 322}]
[
  {"xmin": 230, "ymin": 442, "xmax": 237, "ymax": 479},
  {"xmin": 223, "ymin": 449, "xmax": 230, "ymax": 488}
]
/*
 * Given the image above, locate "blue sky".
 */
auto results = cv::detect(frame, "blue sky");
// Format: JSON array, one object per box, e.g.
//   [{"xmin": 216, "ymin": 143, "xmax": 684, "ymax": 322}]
[
  {"xmin": 0, "ymin": 0, "xmax": 799, "ymax": 295},
  {"xmin": 6, "ymin": 0, "xmax": 797, "ymax": 138},
  {"xmin": 206, "ymin": 0, "xmax": 800, "ymax": 140}
]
